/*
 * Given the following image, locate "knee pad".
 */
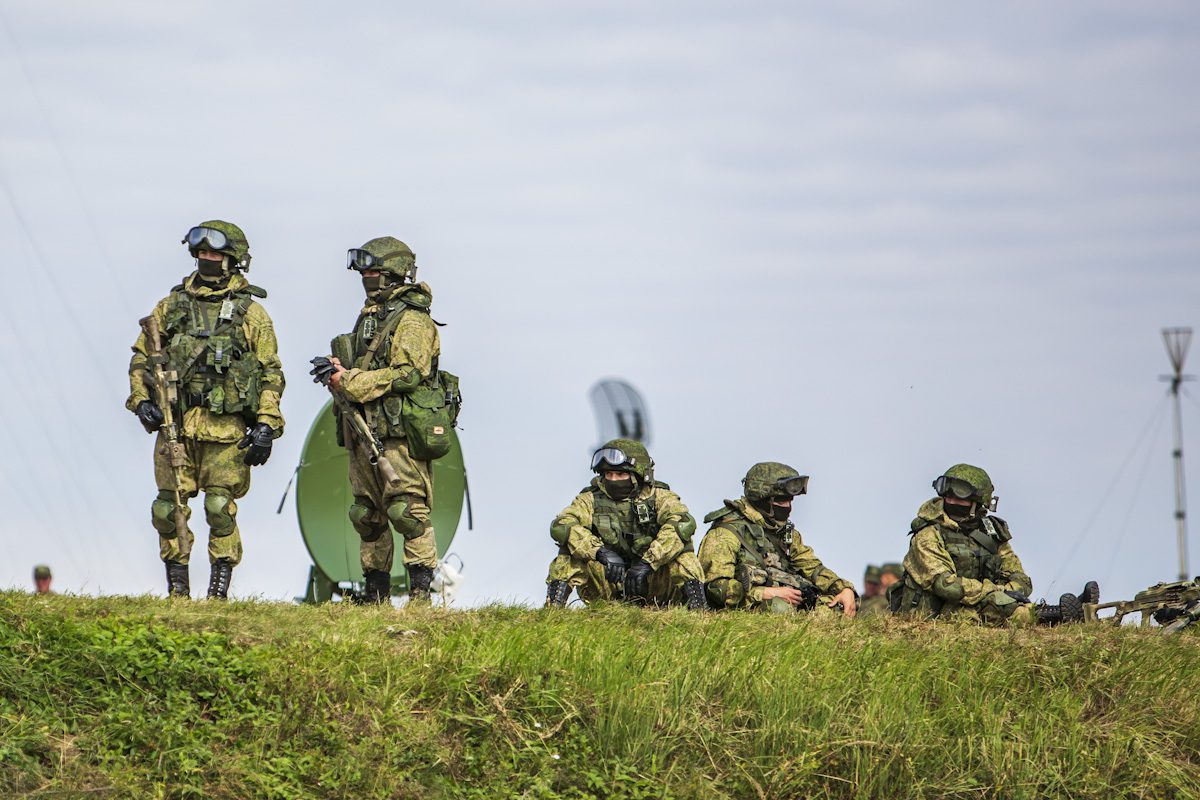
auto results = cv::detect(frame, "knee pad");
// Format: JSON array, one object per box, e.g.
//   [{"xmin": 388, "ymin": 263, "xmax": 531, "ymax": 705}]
[
  {"xmin": 151, "ymin": 491, "xmax": 179, "ymax": 538},
  {"xmin": 386, "ymin": 496, "xmax": 425, "ymax": 540},
  {"xmin": 204, "ymin": 490, "xmax": 237, "ymax": 537},
  {"xmin": 349, "ymin": 497, "xmax": 387, "ymax": 542}
]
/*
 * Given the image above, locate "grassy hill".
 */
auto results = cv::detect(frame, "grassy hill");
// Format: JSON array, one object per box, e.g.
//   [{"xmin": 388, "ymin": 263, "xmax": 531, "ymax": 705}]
[{"xmin": 2, "ymin": 592, "xmax": 1198, "ymax": 799}]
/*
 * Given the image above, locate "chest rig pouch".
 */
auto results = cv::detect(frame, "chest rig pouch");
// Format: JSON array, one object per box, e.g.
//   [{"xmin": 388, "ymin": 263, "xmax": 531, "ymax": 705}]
[
  {"xmin": 704, "ymin": 507, "xmax": 800, "ymax": 590},
  {"xmin": 161, "ymin": 285, "xmax": 265, "ymax": 425},
  {"xmin": 940, "ymin": 518, "xmax": 1006, "ymax": 583},
  {"xmin": 590, "ymin": 485, "xmax": 664, "ymax": 560}
]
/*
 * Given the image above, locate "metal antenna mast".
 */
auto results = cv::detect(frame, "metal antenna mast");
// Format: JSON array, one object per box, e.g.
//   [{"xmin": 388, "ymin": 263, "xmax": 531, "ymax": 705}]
[{"xmin": 1162, "ymin": 327, "xmax": 1193, "ymax": 580}]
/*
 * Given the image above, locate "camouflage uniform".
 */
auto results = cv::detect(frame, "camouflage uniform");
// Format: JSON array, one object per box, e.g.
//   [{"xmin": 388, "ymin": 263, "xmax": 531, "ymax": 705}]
[
  {"xmin": 698, "ymin": 463, "xmax": 853, "ymax": 614},
  {"xmin": 330, "ymin": 237, "xmax": 441, "ymax": 602},
  {"xmin": 859, "ymin": 563, "xmax": 902, "ymax": 617},
  {"xmin": 127, "ymin": 221, "xmax": 284, "ymax": 598},
  {"xmin": 544, "ymin": 439, "xmax": 705, "ymax": 608}
]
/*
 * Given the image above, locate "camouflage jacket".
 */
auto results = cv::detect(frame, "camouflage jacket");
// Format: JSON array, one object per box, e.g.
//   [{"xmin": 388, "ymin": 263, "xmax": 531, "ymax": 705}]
[
  {"xmin": 127, "ymin": 272, "xmax": 284, "ymax": 443},
  {"xmin": 698, "ymin": 497, "xmax": 851, "ymax": 610},
  {"xmin": 901, "ymin": 498, "xmax": 1032, "ymax": 609}
]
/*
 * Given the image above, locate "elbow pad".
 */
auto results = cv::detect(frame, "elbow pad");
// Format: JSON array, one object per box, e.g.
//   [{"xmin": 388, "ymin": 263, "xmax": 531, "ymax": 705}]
[
  {"xmin": 549, "ymin": 517, "xmax": 573, "ymax": 546},
  {"xmin": 932, "ymin": 572, "xmax": 965, "ymax": 603},
  {"xmin": 1007, "ymin": 572, "xmax": 1033, "ymax": 597},
  {"xmin": 390, "ymin": 366, "xmax": 422, "ymax": 393}
]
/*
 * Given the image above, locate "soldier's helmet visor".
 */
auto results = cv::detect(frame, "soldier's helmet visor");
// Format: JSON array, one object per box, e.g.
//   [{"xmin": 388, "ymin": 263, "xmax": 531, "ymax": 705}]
[
  {"xmin": 347, "ymin": 248, "xmax": 382, "ymax": 271},
  {"xmin": 774, "ymin": 475, "xmax": 809, "ymax": 497},
  {"xmin": 183, "ymin": 226, "xmax": 229, "ymax": 252},
  {"xmin": 591, "ymin": 447, "xmax": 634, "ymax": 472},
  {"xmin": 933, "ymin": 475, "xmax": 979, "ymax": 500}
]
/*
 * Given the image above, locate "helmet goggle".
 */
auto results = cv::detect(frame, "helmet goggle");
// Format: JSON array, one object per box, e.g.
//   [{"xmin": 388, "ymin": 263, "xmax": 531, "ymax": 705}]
[
  {"xmin": 183, "ymin": 226, "xmax": 229, "ymax": 252},
  {"xmin": 591, "ymin": 447, "xmax": 637, "ymax": 472},
  {"xmin": 346, "ymin": 248, "xmax": 383, "ymax": 271},
  {"xmin": 773, "ymin": 475, "xmax": 809, "ymax": 497},
  {"xmin": 933, "ymin": 475, "xmax": 981, "ymax": 501}
]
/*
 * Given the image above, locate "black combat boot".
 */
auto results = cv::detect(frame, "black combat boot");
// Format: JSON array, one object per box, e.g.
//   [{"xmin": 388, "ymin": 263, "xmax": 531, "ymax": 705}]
[
  {"xmin": 206, "ymin": 558, "xmax": 233, "ymax": 600},
  {"xmin": 165, "ymin": 560, "xmax": 190, "ymax": 598},
  {"xmin": 1078, "ymin": 581, "xmax": 1100, "ymax": 606},
  {"xmin": 545, "ymin": 580, "xmax": 571, "ymax": 607},
  {"xmin": 1037, "ymin": 593, "xmax": 1084, "ymax": 626},
  {"xmin": 360, "ymin": 569, "xmax": 392, "ymax": 604},
  {"xmin": 407, "ymin": 564, "xmax": 434, "ymax": 604},
  {"xmin": 683, "ymin": 579, "xmax": 707, "ymax": 611}
]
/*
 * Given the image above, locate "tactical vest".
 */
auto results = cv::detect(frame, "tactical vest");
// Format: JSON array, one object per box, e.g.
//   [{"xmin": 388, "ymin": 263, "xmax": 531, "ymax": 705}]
[
  {"xmin": 702, "ymin": 507, "xmax": 798, "ymax": 588},
  {"xmin": 341, "ymin": 290, "xmax": 439, "ymax": 440},
  {"xmin": 588, "ymin": 482, "xmax": 673, "ymax": 560},
  {"xmin": 894, "ymin": 515, "xmax": 1010, "ymax": 614},
  {"xmin": 160, "ymin": 283, "xmax": 266, "ymax": 423}
]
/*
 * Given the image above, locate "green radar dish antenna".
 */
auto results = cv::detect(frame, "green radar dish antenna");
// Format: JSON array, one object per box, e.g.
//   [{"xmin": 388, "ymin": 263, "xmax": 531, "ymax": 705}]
[{"xmin": 290, "ymin": 399, "xmax": 468, "ymax": 602}]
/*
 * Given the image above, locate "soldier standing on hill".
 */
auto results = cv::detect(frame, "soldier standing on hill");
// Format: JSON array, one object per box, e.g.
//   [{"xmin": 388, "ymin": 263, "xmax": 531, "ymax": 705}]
[
  {"xmin": 698, "ymin": 463, "xmax": 857, "ymax": 615},
  {"xmin": 126, "ymin": 221, "xmax": 285, "ymax": 599},
  {"xmin": 314, "ymin": 238, "xmax": 451, "ymax": 605},
  {"xmin": 893, "ymin": 464, "xmax": 1098, "ymax": 625},
  {"xmin": 543, "ymin": 439, "xmax": 706, "ymax": 609}
]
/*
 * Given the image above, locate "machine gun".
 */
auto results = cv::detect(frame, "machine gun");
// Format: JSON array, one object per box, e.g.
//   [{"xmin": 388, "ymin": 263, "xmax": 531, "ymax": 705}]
[
  {"xmin": 309, "ymin": 357, "xmax": 399, "ymax": 485},
  {"xmin": 140, "ymin": 315, "xmax": 189, "ymax": 537},
  {"xmin": 1083, "ymin": 578, "xmax": 1200, "ymax": 634}
]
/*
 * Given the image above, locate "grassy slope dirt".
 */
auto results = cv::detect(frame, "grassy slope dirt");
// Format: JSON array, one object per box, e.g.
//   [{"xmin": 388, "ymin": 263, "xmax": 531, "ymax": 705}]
[{"xmin": 2, "ymin": 592, "xmax": 1198, "ymax": 799}]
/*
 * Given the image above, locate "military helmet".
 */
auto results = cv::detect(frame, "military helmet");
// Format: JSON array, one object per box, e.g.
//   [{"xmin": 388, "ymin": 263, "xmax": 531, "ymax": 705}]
[
  {"xmin": 933, "ymin": 463, "xmax": 994, "ymax": 508},
  {"xmin": 864, "ymin": 564, "xmax": 882, "ymax": 584},
  {"xmin": 590, "ymin": 438, "xmax": 652, "ymax": 481},
  {"xmin": 743, "ymin": 462, "xmax": 809, "ymax": 502},
  {"xmin": 347, "ymin": 236, "xmax": 417, "ymax": 282},
  {"xmin": 880, "ymin": 562, "xmax": 903, "ymax": 579},
  {"xmin": 33, "ymin": 564, "xmax": 51, "ymax": 580},
  {"xmin": 183, "ymin": 220, "xmax": 251, "ymax": 270}
]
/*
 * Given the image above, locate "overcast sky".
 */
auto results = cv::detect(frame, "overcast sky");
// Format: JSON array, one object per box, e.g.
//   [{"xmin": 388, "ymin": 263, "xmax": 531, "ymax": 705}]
[{"xmin": 2, "ymin": 1, "xmax": 1199, "ymax": 608}]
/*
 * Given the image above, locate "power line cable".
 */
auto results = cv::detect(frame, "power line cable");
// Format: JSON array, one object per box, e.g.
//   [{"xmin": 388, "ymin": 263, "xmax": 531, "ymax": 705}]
[
  {"xmin": 0, "ymin": 6, "xmax": 135, "ymax": 313},
  {"xmin": 1099, "ymin": 401, "xmax": 1171, "ymax": 587},
  {"xmin": 1046, "ymin": 390, "xmax": 1170, "ymax": 591}
]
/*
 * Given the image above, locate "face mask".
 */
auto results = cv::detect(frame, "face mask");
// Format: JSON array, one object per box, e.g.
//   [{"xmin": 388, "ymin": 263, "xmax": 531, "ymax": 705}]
[
  {"xmin": 769, "ymin": 502, "xmax": 791, "ymax": 523},
  {"xmin": 603, "ymin": 477, "xmax": 636, "ymax": 500},
  {"xmin": 750, "ymin": 497, "xmax": 790, "ymax": 523},
  {"xmin": 197, "ymin": 256, "xmax": 226, "ymax": 279},
  {"xmin": 943, "ymin": 500, "xmax": 976, "ymax": 521}
]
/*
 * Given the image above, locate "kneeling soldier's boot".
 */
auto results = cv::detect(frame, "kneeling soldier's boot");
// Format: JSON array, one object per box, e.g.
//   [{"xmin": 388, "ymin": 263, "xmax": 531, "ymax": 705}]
[
  {"xmin": 408, "ymin": 564, "xmax": 434, "ymax": 604},
  {"xmin": 683, "ymin": 579, "xmax": 707, "ymax": 611},
  {"xmin": 360, "ymin": 569, "xmax": 392, "ymax": 604},
  {"xmin": 165, "ymin": 560, "xmax": 190, "ymax": 598},
  {"xmin": 207, "ymin": 558, "xmax": 233, "ymax": 600},
  {"xmin": 545, "ymin": 580, "xmax": 571, "ymax": 607},
  {"xmin": 1078, "ymin": 580, "xmax": 1100, "ymax": 605}
]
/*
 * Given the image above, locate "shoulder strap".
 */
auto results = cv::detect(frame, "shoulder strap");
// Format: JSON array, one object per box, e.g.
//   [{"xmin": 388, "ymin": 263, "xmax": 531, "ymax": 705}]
[
  {"xmin": 968, "ymin": 519, "xmax": 1002, "ymax": 555},
  {"xmin": 357, "ymin": 305, "xmax": 408, "ymax": 369},
  {"xmin": 719, "ymin": 516, "xmax": 768, "ymax": 569}
]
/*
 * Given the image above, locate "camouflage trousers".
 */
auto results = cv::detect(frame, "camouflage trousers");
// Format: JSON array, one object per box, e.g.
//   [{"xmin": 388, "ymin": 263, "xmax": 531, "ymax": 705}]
[
  {"xmin": 346, "ymin": 429, "xmax": 437, "ymax": 574},
  {"xmin": 759, "ymin": 596, "xmax": 841, "ymax": 617},
  {"xmin": 901, "ymin": 586, "xmax": 1035, "ymax": 626},
  {"xmin": 546, "ymin": 550, "xmax": 705, "ymax": 606},
  {"xmin": 152, "ymin": 434, "xmax": 249, "ymax": 566}
]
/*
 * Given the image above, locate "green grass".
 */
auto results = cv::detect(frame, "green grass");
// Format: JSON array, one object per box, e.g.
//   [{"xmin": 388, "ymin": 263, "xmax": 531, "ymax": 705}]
[{"xmin": 1, "ymin": 592, "xmax": 1197, "ymax": 799}]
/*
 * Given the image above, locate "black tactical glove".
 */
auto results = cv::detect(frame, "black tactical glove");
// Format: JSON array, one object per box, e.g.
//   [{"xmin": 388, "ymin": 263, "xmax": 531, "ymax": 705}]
[
  {"xmin": 238, "ymin": 423, "xmax": 274, "ymax": 466},
  {"xmin": 1005, "ymin": 590, "xmax": 1032, "ymax": 604},
  {"xmin": 135, "ymin": 400, "xmax": 164, "ymax": 434},
  {"xmin": 595, "ymin": 546, "xmax": 627, "ymax": 585},
  {"xmin": 624, "ymin": 559, "xmax": 652, "ymax": 600},
  {"xmin": 309, "ymin": 356, "xmax": 336, "ymax": 386},
  {"xmin": 798, "ymin": 583, "xmax": 820, "ymax": 611}
]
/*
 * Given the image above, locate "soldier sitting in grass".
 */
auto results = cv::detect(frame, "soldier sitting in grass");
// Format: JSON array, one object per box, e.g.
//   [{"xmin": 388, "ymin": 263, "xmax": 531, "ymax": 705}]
[
  {"xmin": 893, "ymin": 464, "xmax": 1098, "ymax": 625},
  {"xmin": 698, "ymin": 462, "xmax": 857, "ymax": 616}
]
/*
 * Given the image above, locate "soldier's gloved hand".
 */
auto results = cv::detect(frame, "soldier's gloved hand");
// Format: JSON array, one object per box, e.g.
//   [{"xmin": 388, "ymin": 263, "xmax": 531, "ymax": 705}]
[
  {"xmin": 595, "ymin": 547, "xmax": 626, "ymax": 584},
  {"xmin": 135, "ymin": 400, "xmax": 164, "ymax": 434},
  {"xmin": 623, "ymin": 559, "xmax": 652, "ymax": 599},
  {"xmin": 309, "ymin": 356, "xmax": 336, "ymax": 386},
  {"xmin": 1004, "ymin": 590, "xmax": 1032, "ymax": 604},
  {"xmin": 800, "ymin": 584, "xmax": 821, "ymax": 611},
  {"xmin": 238, "ymin": 423, "xmax": 274, "ymax": 466}
]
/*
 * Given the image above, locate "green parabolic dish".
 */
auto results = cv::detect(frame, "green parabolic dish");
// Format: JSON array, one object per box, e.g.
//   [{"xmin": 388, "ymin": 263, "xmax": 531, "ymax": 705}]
[{"xmin": 295, "ymin": 399, "xmax": 466, "ymax": 586}]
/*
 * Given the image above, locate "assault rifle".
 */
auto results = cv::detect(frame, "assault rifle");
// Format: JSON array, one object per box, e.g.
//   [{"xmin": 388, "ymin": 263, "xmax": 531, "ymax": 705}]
[
  {"xmin": 309, "ymin": 357, "xmax": 399, "ymax": 485},
  {"xmin": 737, "ymin": 562, "xmax": 820, "ymax": 610},
  {"xmin": 140, "ymin": 315, "xmax": 189, "ymax": 536},
  {"xmin": 1083, "ymin": 578, "xmax": 1200, "ymax": 634}
]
